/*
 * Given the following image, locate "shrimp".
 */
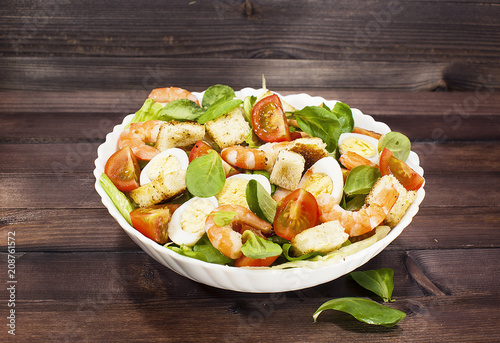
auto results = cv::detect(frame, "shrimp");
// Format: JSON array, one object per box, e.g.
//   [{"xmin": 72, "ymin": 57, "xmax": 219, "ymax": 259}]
[
  {"xmin": 205, "ymin": 205, "xmax": 273, "ymax": 259},
  {"xmin": 148, "ymin": 87, "xmax": 200, "ymax": 106},
  {"xmin": 317, "ymin": 183, "xmax": 399, "ymax": 237},
  {"xmin": 117, "ymin": 120, "xmax": 163, "ymax": 161},
  {"xmin": 221, "ymin": 142, "xmax": 290, "ymax": 171}
]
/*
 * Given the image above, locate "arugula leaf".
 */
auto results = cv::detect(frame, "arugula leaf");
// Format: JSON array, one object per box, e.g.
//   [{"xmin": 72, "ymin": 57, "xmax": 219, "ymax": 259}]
[
  {"xmin": 158, "ymin": 99, "xmax": 205, "ymax": 121},
  {"xmin": 349, "ymin": 268, "xmax": 395, "ymax": 302},
  {"xmin": 240, "ymin": 231, "xmax": 282, "ymax": 259},
  {"xmin": 313, "ymin": 297, "xmax": 406, "ymax": 326},
  {"xmin": 185, "ymin": 150, "xmax": 226, "ymax": 197},
  {"xmin": 197, "ymin": 99, "xmax": 243, "ymax": 124},
  {"xmin": 167, "ymin": 234, "xmax": 233, "ymax": 265},
  {"xmin": 246, "ymin": 179, "xmax": 277, "ymax": 223},
  {"xmin": 294, "ymin": 106, "xmax": 342, "ymax": 153},
  {"xmin": 243, "ymin": 95, "xmax": 257, "ymax": 123},
  {"xmin": 202, "ymin": 84, "xmax": 236, "ymax": 108}
]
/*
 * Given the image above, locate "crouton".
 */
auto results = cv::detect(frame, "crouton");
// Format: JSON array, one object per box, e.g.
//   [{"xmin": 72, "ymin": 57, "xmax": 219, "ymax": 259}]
[
  {"xmin": 205, "ymin": 107, "xmax": 251, "ymax": 149},
  {"xmin": 130, "ymin": 169, "xmax": 186, "ymax": 208},
  {"xmin": 291, "ymin": 220, "xmax": 349, "ymax": 256},
  {"xmin": 155, "ymin": 121, "xmax": 205, "ymax": 151},
  {"xmin": 269, "ymin": 150, "xmax": 305, "ymax": 190},
  {"xmin": 365, "ymin": 175, "xmax": 417, "ymax": 226},
  {"xmin": 287, "ymin": 137, "xmax": 329, "ymax": 171}
]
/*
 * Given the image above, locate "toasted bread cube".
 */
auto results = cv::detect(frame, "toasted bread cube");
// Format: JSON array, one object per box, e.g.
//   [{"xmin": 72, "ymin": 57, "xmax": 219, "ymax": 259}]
[
  {"xmin": 288, "ymin": 137, "xmax": 329, "ymax": 171},
  {"xmin": 205, "ymin": 107, "xmax": 251, "ymax": 149},
  {"xmin": 155, "ymin": 121, "xmax": 205, "ymax": 151},
  {"xmin": 270, "ymin": 150, "xmax": 305, "ymax": 190},
  {"xmin": 291, "ymin": 221, "xmax": 349, "ymax": 256},
  {"xmin": 365, "ymin": 175, "xmax": 417, "ymax": 226},
  {"xmin": 130, "ymin": 170, "xmax": 186, "ymax": 208}
]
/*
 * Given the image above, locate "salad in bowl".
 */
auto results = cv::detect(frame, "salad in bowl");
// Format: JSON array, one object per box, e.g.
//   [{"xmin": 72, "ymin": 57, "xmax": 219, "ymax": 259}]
[{"xmin": 94, "ymin": 84, "xmax": 425, "ymax": 292}]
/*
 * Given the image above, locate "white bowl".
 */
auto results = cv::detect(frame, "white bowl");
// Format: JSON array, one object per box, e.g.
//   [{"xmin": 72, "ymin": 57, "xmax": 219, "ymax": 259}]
[{"xmin": 93, "ymin": 88, "xmax": 425, "ymax": 293}]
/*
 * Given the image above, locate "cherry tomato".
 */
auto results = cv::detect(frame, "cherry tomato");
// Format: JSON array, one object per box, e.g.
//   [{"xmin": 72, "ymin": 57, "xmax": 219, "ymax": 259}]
[
  {"xmin": 251, "ymin": 94, "xmax": 291, "ymax": 142},
  {"xmin": 130, "ymin": 204, "xmax": 177, "ymax": 244},
  {"xmin": 379, "ymin": 148, "xmax": 424, "ymax": 191},
  {"xmin": 188, "ymin": 140, "xmax": 213, "ymax": 163},
  {"xmin": 273, "ymin": 189, "xmax": 319, "ymax": 240},
  {"xmin": 104, "ymin": 146, "xmax": 141, "ymax": 192},
  {"xmin": 234, "ymin": 254, "xmax": 280, "ymax": 267}
]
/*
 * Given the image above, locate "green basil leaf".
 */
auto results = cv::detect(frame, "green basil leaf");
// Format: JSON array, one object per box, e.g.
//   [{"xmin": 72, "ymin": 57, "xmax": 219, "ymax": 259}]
[
  {"xmin": 378, "ymin": 131, "xmax": 411, "ymax": 161},
  {"xmin": 350, "ymin": 268, "xmax": 395, "ymax": 302},
  {"xmin": 331, "ymin": 102, "xmax": 354, "ymax": 134},
  {"xmin": 197, "ymin": 99, "xmax": 243, "ymax": 124},
  {"xmin": 202, "ymin": 84, "xmax": 236, "ymax": 108},
  {"xmin": 167, "ymin": 234, "xmax": 233, "ymax": 265},
  {"xmin": 313, "ymin": 297, "xmax": 406, "ymax": 326},
  {"xmin": 186, "ymin": 150, "xmax": 226, "ymax": 197},
  {"xmin": 212, "ymin": 210, "xmax": 238, "ymax": 227},
  {"xmin": 246, "ymin": 179, "xmax": 277, "ymax": 223},
  {"xmin": 240, "ymin": 231, "xmax": 282, "ymax": 259},
  {"xmin": 343, "ymin": 194, "xmax": 366, "ymax": 211},
  {"xmin": 343, "ymin": 165, "xmax": 381, "ymax": 196},
  {"xmin": 294, "ymin": 106, "xmax": 342, "ymax": 153},
  {"xmin": 127, "ymin": 99, "xmax": 164, "ymax": 127},
  {"xmin": 99, "ymin": 173, "xmax": 137, "ymax": 226},
  {"xmin": 158, "ymin": 99, "xmax": 205, "ymax": 121},
  {"xmin": 282, "ymin": 244, "xmax": 324, "ymax": 262}
]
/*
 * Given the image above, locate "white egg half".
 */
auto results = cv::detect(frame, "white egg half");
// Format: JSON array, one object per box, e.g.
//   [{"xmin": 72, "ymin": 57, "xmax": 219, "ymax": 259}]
[
  {"xmin": 140, "ymin": 148, "xmax": 189, "ymax": 185},
  {"xmin": 168, "ymin": 196, "xmax": 218, "ymax": 247},
  {"xmin": 299, "ymin": 156, "xmax": 344, "ymax": 205},
  {"xmin": 338, "ymin": 133, "xmax": 380, "ymax": 164}
]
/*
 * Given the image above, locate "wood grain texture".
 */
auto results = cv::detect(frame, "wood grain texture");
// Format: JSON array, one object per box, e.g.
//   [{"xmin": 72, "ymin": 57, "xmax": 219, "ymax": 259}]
[{"xmin": 6, "ymin": 249, "xmax": 500, "ymax": 342}]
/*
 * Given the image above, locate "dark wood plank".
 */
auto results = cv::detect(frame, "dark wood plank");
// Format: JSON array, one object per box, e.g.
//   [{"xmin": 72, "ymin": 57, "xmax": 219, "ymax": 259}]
[
  {"xmin": 2, "ymin": 0, "xmax": 499, "ymax": 65},
  {"xmin": 7, "ymin": 249, "xmax": 500, "ymax": 342},
  {"xmin": 0, "ymin": 57, "xmax": 458, "ymax": 91}
]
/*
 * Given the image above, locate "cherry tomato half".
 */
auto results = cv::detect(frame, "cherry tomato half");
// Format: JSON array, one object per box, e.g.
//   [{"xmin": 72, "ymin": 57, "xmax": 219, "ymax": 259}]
[
  {"xmin": 104, "ymin": 146, "xmax": 141, "ymax": 192},
  {"xmin": 130, "ymin": 204, "xmax": 178, "ymax": 244},
  {"xmin": 188, "ymin": 140, "xmax": 213, "ymax": 163},
  {"xmin": 273, "ymin": 189, "xmax": 319, "ymax": 240},
  {"xmin": 379, "ymin": 148, "xmax": 424, "ymax": 191},
  {"xmin": 234, "ymin": 254, "xmax": 280, "ymax": 268},
  {"xmin": 251, "ymin": 94, "xmax": 291, "ymax": 143}
]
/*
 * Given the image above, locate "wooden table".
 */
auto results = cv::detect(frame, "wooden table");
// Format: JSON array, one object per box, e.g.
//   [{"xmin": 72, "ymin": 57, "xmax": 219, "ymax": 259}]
[{"xmin": 2, "ymin": 0, "xmax": 500, "ymax": 342}]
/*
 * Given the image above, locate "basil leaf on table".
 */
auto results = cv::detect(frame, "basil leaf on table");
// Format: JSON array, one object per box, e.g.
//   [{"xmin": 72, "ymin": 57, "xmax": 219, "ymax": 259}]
[
  {"xmin": 343, "ymin": 165, "xmax": 381, "ymax": 196},
  {"xmin": 350, "ymin": 268, "xmax": 395, "ymax": 302},
  {"xmin": 158, "ymin": 99, "xmax": 205, "ymax": 121},
  {"xmin": 185, "ymin": 150, "xmax": 225, "ymax": 197},
  {"xmin": 313, "ymin": 297, "xmax": 406, "ymax": 326},
  {"xmin": 197, "ymin": 99, "xmax": 243, "ymax": 124},
  {"xmin": 202, "ymin": 84, "xmax": 236, "ymax": 108},
  {"xmin": 240, "ymin": 231, "xmax": 282, "ymax": 259},
  {"xmin": 246, "ymin": 179, "xmax": 277, "ymax": 223},
  {"xmin": 294, "ymin": 106, "xmax": 342, "ymax": 153}
]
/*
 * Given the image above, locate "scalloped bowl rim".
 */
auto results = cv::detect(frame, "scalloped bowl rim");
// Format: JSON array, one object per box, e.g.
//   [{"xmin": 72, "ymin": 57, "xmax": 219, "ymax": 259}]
[{"xmin": 93, "ymin": 88, "xmax": 425, "ymax": 293}]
